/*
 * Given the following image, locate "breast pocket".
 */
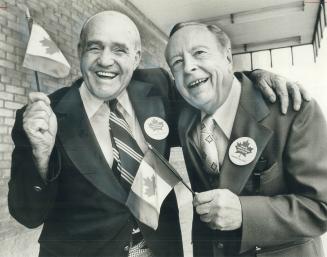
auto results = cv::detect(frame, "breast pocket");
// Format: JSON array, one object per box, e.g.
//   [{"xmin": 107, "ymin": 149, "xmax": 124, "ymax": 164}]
[
  {"xmin": 259, "ymin": 162, "xmax": 287, "ymax": 195},
  {"xmin": 260, "ymin": 162, "xmax": 279, "ymax": 184}
]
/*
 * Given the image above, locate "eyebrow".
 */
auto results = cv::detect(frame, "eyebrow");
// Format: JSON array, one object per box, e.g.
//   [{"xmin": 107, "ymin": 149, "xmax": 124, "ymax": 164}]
[
  {"xmin": 85, "ymin": 40, "xmax": 103, "ymax": 47},
  {"xmin": 168, "ymin": 54, "xmax": 181, "ymax": 60},
  {"xmin": 85, "ymin": 41, "xmax": 130, "ymax": 50},
  {"xmin": 190, "ymin": 45, "xmax": 209, "ymax": 51},
  {"xmin": 112, "ymin": 42, "xmax": 129, "ymax": 50},
  {"xmin": 168, "ymin": 45, "xmax": 209, "ymax": 59}
]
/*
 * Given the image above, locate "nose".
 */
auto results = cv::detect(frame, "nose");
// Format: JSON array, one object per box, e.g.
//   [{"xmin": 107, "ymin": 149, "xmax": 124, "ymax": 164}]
[
  {"xmin": 97, "ymin": 49, "xmax": 114, "ymax": 67},
  {"xmin": 183, "ymin": 56, "xmax": 196, "ymax": 74}
]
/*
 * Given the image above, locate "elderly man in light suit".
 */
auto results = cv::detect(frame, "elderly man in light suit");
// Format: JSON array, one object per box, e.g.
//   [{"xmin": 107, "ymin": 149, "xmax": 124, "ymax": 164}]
[{"xmin": 165, "ymin": 22, "xmax": 327, "ymax": 257}]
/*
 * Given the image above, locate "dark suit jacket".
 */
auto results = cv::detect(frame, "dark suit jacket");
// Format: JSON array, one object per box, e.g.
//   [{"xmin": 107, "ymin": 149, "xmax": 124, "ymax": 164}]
[
  {"xmin": 8, "ymin": 68, "xmax": 183, "ymax": 257},
  {"xmin": 178, "ymin": 73, "xmax": 327, "ymax": 257}
]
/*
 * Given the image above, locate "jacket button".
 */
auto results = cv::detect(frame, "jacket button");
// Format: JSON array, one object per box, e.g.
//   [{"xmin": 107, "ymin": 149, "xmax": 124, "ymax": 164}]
[
  {"xmin": 33, "ymin": 186, "xmax": 42, "ymax": 192},
  {"xmin": 217, "ymin": 242, "xmax": 224, "ymax": 248},
  {"xmin": 124, "ymin": 245, "xmax": 129, "ymax": 252}
]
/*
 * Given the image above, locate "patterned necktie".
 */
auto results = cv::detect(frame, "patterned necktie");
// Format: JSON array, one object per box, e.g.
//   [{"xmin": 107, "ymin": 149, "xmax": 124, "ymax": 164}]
[
  {"xmin": 107, "ymin": 99, "xmax": 144, "ymax": 190},
  {"xmin": 107, "ymin": 100, "xmax": 151, "ymax": 256},
  {"xmin": 200, "ymin": 115, "xmax": 220, "ymax": 175}
]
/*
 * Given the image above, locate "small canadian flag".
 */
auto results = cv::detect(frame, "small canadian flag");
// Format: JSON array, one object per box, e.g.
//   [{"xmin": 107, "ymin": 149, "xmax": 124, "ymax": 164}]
[
  {"xmin": 23, "ymin": 22, "xmax": 71, "ymax": 78},
  {"xmin": 126, "ymin": 146, "xmax": 181, "ymax": 230}
]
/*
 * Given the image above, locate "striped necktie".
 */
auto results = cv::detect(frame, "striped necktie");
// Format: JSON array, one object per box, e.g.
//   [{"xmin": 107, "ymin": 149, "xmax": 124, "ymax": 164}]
[
  {"xmin": 107, "ymin": 99, "xmax": 144, "ymax": 190},
  {"xmin": 107, "ymin": 100, "xmax": 151, "ymax": 256}
]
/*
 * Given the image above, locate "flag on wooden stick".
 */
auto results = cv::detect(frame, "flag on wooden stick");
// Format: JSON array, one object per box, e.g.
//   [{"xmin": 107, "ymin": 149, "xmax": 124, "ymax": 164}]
[
  {"xmin": 23, "ymin": 22, "xmax": 71, "ymax": 78},
  {"xmin": 126, "ymin": 147, "xmax": 181, "ymax": 230}
]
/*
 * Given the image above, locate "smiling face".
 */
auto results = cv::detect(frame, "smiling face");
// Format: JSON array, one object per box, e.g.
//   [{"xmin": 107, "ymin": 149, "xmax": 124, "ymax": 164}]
[
  {"xmin": 78, "ymin": 12, "xmax": 141, "ymax": 101},
  {"xmin": 165, "ymin": 25, "xmax": 234, "ymax": 114}
]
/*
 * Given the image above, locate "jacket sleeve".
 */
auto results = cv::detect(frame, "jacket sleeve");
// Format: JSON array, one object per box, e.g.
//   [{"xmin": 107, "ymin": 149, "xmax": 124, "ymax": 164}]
[
  {"xmin": 8, "ymin": 108, "xmax": 60, "ymax": 228},
  {"xmin": 239, "ymin": 100, "xmax": 327, "ymax": 253}
]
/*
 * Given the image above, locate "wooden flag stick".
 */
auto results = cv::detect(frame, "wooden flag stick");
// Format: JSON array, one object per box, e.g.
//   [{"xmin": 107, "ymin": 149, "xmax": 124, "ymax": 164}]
[
  {"xmin": 25, "ymin": 7, "xmax": 41, "ymax": 92},
  {"xmin": 147, "ymin": 143, "xmax": 195, "ymax": 195}
]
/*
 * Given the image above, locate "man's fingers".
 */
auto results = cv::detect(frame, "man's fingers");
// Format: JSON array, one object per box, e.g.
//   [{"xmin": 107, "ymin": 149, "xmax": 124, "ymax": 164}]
[
  {"xmin": 195, "ymin": 202, "xmax": 211, "ymax": 215},
  {"xmin": 286, "ymin": 82, "xmax": 302, "ymax": 111},
  {"xmin": 31, "ymin": 101, "xmax": 52, "ymax": 116},
  {"xmin": 297, "ymin": 83, "xmax": 311, "ymax": 102},
  {"xmin": 24, "ymin": 100, "xmax": 53, "ymax": 119},
  {"xmin": 258, "ymin": 78, "xmax": 276, "ymax": 103},
  {"xmin": 274, "ymin": 79, "xmax": 288, "ymax": 115},
  {"xmin": 25, "ymin": 118, "xmax": 49, "ymax": 133},
  {"xmin": 28, "ymin": 92, "xmax": 51, "ymax": 105},
  {"xmin": 193, "ymin": 190, "xmax": 214, "ymax": 206},
  {"xmin": 199, "ymin": 213, "xmax": 212, "ymax": 223},
  {"xmin": 24, "ymin": 109, "xmax": 50, "ymax": 120}
]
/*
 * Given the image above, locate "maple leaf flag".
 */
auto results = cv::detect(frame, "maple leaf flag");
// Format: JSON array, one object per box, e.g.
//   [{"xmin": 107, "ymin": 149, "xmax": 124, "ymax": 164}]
[
  {"xmin": 23, "ymin": 23, "xmax": 70, "ymax": 78},
  {"xmin": 126, "ymin": 148, "xmax": 180, "ymax": 230}
]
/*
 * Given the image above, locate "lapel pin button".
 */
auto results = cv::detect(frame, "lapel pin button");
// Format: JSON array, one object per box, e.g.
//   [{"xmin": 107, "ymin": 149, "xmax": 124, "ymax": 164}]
[
  {"xmin": 144, "ymin": 117, "xmax": 169, "ymax": 140},
  {"xmin": 228, "ymin": 137, "xmax": 257, "ymax": 166}
]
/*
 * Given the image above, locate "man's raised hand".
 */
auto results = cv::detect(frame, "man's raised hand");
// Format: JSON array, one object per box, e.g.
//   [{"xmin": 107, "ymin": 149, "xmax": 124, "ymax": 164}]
[{"xmin": 23, "ymin": 92, "xmax": 57, "ymax": 180}]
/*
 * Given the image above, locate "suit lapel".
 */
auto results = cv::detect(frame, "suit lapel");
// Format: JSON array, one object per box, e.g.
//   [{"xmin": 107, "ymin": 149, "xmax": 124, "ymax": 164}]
[
  {"xmin": 217, "ymin": 73, "xmax": 273, "ymax": 194},
  {"xmin": 54, "ymin": 80, "xmax": 127, "ymax": 204},
  {"xmin": 128, "ymin": 80, "xmax": 168, "ymax": 155}
]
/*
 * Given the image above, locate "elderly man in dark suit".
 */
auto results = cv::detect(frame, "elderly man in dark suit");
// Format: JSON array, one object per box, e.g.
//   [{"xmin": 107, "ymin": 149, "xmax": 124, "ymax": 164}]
[
  {"xmin": 9, "ymin": 11, "xmax": 183, "ymax": 257},
  {"xmin": 8, "ymin": 10, "xmax": 307, "ymax": 257},
  {"xmin": 165, "ymin": 22, "xmax": 327, "ymax": 257}
]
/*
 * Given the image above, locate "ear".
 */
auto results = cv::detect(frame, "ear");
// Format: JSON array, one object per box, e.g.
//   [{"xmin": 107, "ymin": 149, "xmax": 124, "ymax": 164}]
[
  {"xmin": 226, "ymin": 47, "xmax": 232, "ymax": 64},
  {"xmin": 226, "ymin": 47, "xmax": 233, "ymax": 73},
  {"xmin": 77, "ymin": 43, "xmax": 82, "ymax": 60},
  {"xmin": 133, "ymin": 50, "xmax": 141, "ymax": 70}
]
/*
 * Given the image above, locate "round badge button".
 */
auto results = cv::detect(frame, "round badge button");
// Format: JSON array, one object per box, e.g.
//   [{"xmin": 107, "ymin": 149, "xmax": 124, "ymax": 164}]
[
  {"xmin": 144, "ymin": 117, "xmax": 169, "ymax": 140},
  {"xmin": 228, "ymin": 137, "xmax": 257, "ymax": 166}
]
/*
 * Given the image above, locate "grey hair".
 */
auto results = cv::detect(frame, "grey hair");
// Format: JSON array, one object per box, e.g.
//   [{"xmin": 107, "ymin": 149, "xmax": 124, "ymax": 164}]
[{"xmin": 168, "ymin": 21, "xmax": 231, "ymax": 50}]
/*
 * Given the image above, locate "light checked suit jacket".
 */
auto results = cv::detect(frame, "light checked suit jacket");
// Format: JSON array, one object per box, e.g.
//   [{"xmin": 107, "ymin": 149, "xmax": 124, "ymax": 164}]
[{"xmin": 177, "ymin": 72, "xmax": 327, "ymax": 257}]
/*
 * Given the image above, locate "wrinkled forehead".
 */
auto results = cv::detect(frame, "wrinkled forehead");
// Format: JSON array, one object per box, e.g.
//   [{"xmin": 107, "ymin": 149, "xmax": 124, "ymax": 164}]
[
  {"xmin": 166, "ymin": 25, "xmax": 217, "ymax": 58},
  {"xmin": 81, "ymin": 12, "xmax": 141, "ymax": 48}
]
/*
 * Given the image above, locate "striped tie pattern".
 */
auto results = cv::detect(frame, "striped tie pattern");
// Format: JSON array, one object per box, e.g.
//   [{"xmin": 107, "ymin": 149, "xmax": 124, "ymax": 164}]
[
  {"xmin": 107, "ymin": 99, "xmax": 144, "ymax": 189},
  {"xmin": 107, "ymin": 100, "xmax": 150, "ymax": 255}
]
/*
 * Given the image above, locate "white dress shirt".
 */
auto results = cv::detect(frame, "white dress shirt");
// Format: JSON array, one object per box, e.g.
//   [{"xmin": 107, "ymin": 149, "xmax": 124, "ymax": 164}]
[
  {"xmin": 193, "ymin": 77, "xmax": 241, "ymax": 165},
  {"xmin": 79, "ymin": 83, "xmax": 147, "ymax": 168}
]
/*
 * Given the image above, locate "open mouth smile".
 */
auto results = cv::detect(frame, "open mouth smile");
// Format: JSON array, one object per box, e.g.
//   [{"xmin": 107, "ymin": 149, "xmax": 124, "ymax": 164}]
[
  {"xmin": 187, "ymin": 77, "xmax": 209, "ymax": 89},
  {"xmin": 95, "ymin": 71, "xmax": 118, "ymax": 79}
]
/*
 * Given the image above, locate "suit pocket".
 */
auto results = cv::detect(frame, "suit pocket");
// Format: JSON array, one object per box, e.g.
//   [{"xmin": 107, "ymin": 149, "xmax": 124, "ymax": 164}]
[
  {"xmin": 256, "ymin": 239, "xmax": 319, "ymax": 257},
  {"xmin": 260, "ymin": 162, "xmax": 279, "ymax": 184},
  {"xmin": 258, "ymin": 162, "xmax": 288, "ymax": 195}
]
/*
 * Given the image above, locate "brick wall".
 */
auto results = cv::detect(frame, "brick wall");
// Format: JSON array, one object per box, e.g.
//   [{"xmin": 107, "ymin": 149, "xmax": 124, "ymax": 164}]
[{"xmin": 0, "ymin": 0, "xmax": 170, "ymax": 255}]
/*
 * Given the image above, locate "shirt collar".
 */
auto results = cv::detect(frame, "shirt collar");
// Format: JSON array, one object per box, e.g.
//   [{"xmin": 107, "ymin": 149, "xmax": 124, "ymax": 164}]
[
  {"xmin": 117, "ymin": 89, "xmax": 133, "ymax": 118},
  {"xmin": 202, "ymin": 76, "xmax": 241, "ymax": 139},
  {"xmin": 79, "ymin": 82, "xmax": 132, "ymax": 118}
]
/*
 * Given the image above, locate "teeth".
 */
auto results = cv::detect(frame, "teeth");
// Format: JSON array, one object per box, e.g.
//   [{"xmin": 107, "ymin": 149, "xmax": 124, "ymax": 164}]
[
  {"xmin": 96, "ymin": 71, "xmax": 117, "ymax": 78},
  {"xmin": 189, "ymin": 78, "xmax": 207, "ymax": 88}
]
